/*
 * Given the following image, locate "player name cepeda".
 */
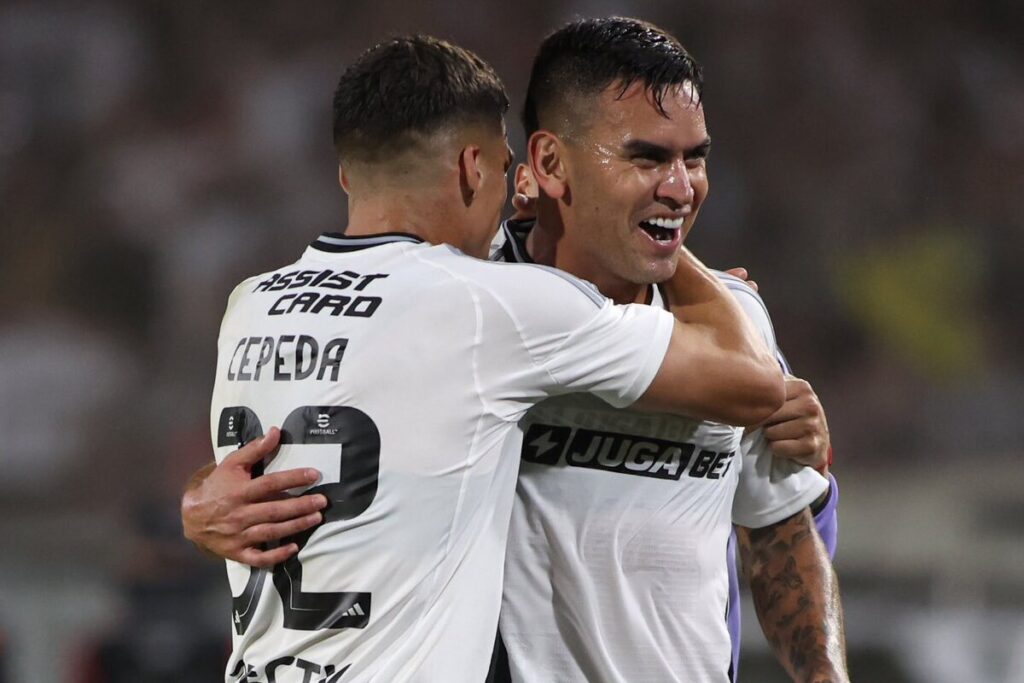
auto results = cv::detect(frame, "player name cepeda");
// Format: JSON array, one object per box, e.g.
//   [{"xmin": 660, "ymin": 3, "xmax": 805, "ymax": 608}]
[{"xmin": 225, "ymin": 335, "xmax": 347, "ymax": 382}]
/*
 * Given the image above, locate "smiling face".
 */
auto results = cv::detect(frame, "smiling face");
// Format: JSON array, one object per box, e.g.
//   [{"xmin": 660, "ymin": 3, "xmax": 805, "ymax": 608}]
[{"xmin": 557, "ymin": 79, "xmax": 710, "ymax": 292}]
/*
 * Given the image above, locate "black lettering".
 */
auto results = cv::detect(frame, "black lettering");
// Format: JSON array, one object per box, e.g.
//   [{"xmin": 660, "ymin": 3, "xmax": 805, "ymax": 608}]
[
  {"xmin": 227, "ymin": 337, "xmax": 247, "ymax": 380},
  {"xmin": 322, "ymin": 271, "xmax": 356, "ymax": 290},
  {"xmin": 346, "ymin": 296, "xmax": 382, "ymax": 317},
  {"xmin": 269, "ymin": 293, "xmax": 296, "ymax": 315},
  {"xmin": 293, "ymin": 270, "xmax": 319, "ymax": 287},
  {"xmin": 312, "ymin": 294, "xmax": 351, "ymax": 316},
  {"xmin": 295, "ymin": 336, "xmax": 319, "ymax": 380},
  {"xmin": 321, "ymin": 665, "xmax": 351, "ymax": 683},
  {"xmin": 689, "ymin": 449, "xmax": 717, "ymax": 478},
  {"xmin": 236, "ymin": 337, "xmax": 261, "ymax": 381},
  {"xmin": 293, "ymin": 658, "xmax": 321, "ymax": 683},
  {"xmin": 709, "ymin": 451, "xmax": 734, "ymax": 479},
  {"xmin": 318, "ymin": 338, "xmax": 348, "ymax": 381},
  {"xmin": 253, "ymin": 337, "xmax": 275, "ymax": 380},
  {"xmin": 354, "ymin": 273, "xmax": 389, "ymax": 291},
  {"xmin": 268, "ymin": 270, "xmax": 296, "ymax": 290},
  {"xmin": 265, "ymin": 656, "xmax": 295, "ymax": 683},
  {"xmin": 275, "ymin": 335, "xmax": 295, "ymax": 380},
  {"xmin": 287, "ymin": 291, "xmax": 320, "ymax": 314},
  {"xmin": 253, "ymin": 273, "xmax": 279, "ymax": 292},
  {"xmin": 650, "ymin": 444, "xmax": 693, "ymax": 478},
  {"xmin": 310, "ymin": 269, "xmax": 333, "ymax": 286}
]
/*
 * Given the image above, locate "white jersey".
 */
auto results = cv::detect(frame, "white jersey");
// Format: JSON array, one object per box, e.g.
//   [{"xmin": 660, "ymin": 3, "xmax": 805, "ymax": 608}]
[
  {"xmin": 492, "ymin": 221, "xmax": 828, "ymax": 683},
  {"xmin": 210, "ymin": 232, "xmax": 674, "ymax": 683}
]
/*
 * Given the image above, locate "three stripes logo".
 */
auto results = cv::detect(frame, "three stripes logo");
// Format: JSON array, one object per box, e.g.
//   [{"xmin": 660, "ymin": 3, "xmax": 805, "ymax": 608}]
[{"xmin": 341, "ymin": 603, "xmax": 366, "ymax": 618}]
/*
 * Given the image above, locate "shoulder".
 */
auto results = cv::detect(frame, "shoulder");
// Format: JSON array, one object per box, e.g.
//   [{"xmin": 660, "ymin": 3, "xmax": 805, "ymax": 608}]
[
  {"xmin": 430, "ymin": 245, "xmax": 607, "ymax": 312},
  {"xmin": 711, "ymin": 269, "xmax": 778, "ymax": 351}
]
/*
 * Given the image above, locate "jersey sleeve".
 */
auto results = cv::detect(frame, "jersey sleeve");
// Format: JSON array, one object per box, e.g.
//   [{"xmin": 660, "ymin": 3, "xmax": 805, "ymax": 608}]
[
  {"xmin": 719, "ymin": 273, "xmax": 830, "ymax": 528},
  {"xmin": 814, "ymin": 474, "xmax": 839, "ymax": 558},
  {"xmin": 731, "ymin": 429, "xmax": 829, "ymax": 528},
  {"xmin": 477, "ymin": 262, "xmax": 674, "ymax": 413}
]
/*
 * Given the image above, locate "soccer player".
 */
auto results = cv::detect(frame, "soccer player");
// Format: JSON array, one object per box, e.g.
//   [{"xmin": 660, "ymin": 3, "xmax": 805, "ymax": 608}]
[
  {"xmin": 197, "ymin": 35, "xmax": 784, "ymax": 683},
  {"xmin": 488, "ymin": 18, "xmax": 846, "ymax": 683}
]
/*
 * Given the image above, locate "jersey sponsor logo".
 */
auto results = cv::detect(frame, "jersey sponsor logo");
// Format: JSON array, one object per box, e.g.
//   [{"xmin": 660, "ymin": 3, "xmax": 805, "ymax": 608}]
[
  {"xmin": 254, "ymin": 268, "xmax": 388, "ymax": 293},
  {"xmin": 229, "ymin": 657, "xmax": 350, "ymax": 682},
  {"xmin": 522, "ymin": 423, "xmax": 735, "ymax": 481},
  {"xmin": 226, "ymin": 335, "xmax": 347, "ymax": 382},
  {"xmin": 255, "ymin": 269, "xmax": 388, "ymax": 319}
]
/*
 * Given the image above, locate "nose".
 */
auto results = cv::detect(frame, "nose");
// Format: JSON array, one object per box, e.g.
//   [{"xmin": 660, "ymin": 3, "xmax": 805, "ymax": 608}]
[{"xmin": 654, "ymin": 160, "xmax": 694, "ymax": 210}]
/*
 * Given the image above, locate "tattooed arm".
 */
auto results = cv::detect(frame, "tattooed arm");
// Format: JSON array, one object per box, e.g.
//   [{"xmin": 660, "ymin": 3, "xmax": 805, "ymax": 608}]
[{"xmin": 736, "ymin": 508, "xmax": 848, "ymax": 683}]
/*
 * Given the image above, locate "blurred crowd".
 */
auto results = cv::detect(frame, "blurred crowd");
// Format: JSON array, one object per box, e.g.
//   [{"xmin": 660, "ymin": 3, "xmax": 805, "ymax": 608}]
[{"xmin": 1, "ymin": 1, "xmax": 1022, "ymax": 680}]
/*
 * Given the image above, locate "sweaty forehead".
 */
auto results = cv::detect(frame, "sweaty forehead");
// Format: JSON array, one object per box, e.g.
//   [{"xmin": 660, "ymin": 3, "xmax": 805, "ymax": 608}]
[{"xmin": 587, "ymin": 80, "xmax": 706, "ymax": 145}]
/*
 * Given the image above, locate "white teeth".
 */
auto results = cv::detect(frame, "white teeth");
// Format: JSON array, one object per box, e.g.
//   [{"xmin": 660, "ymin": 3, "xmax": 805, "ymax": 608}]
[{"xmin": 644, "ymin": 217, "xmax": 684, "ymax": 230}]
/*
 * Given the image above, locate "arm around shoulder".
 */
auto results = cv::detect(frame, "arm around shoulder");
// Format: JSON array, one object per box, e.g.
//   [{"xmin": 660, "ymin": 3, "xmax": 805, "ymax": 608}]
[{"xmin": 633, "ymin": 249, "xmax": 785, "ymax": 426}]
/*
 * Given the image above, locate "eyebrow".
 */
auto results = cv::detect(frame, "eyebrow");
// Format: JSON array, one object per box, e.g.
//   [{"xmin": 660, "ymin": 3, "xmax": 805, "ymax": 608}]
[
  {"xmin": 687, "ymin": 137, "xmax": 712, "ymax": 159},
  {"xmin": 622, "ymin": 139, "xmax": 673, "ymax": 161},
  {"xmin": 621, "ymin": 136, "xmax": 712, "ymax": 161}
]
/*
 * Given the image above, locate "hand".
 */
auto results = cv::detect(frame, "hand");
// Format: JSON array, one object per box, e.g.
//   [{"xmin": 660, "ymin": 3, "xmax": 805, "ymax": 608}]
[
  {"xmin": 724, "ymin": 267, "xmax": 758, "ymax": 292},
  {"xmin": 510, "ymin": 163, "xmax": 538, "ymax": 221},
  {"xmin": 181, "ymin": 427, "xmax": 328, "ymax": 567},
  {"xmin": 762, "ymin": 377, "xmax": 831, "ymax": 473}
]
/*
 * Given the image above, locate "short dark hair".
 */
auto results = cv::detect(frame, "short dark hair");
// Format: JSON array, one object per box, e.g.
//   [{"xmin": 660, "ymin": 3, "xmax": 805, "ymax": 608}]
[
  {"xmin": 332, "ymin": 35, "xmax": 509, "ymax": 163},
  {"xmin": 523, "ymin": 17, "xmax": 703, "ymax": 136}
]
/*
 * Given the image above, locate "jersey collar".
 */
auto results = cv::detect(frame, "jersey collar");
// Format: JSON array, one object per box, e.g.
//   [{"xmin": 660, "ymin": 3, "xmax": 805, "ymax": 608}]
[
  {"xmin": 310, "ymin": 232, "xmax": 425, "ymax": 253},
  {"xmin": 496, "ymin": 219, "xmax": 536, "ymax": 264}
]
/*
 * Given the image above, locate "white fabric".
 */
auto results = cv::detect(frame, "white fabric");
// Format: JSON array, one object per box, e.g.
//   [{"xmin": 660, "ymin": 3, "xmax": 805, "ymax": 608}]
[
  {"xmin": 210, "ymin": 234, "xmax": 673, "ymax": 683},
  {"xmin": 494, "ymin": 225, "xmax": 828, "ymax": 683}
]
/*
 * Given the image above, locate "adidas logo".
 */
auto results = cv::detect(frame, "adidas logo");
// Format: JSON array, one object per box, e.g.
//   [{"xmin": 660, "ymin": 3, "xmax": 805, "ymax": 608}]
[{"xmin": 342, "ymin": 603, "xmax": 366, "ymax": 618}]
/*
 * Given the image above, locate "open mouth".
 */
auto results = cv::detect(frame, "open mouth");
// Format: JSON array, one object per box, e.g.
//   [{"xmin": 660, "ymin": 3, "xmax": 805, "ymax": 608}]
[{"xmin": 639, "ymin": 216, "xmax": 684, "ymax": 244}]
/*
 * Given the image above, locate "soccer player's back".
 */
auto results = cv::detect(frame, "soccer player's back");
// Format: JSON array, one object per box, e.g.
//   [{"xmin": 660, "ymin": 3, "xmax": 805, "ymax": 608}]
[{"xmin": 212, "ymin": 234, "xmax": 669, "ymax": 680}]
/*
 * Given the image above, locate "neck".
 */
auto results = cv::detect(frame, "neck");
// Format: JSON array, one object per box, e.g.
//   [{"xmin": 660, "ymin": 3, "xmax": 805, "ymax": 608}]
[
  {"xmin": 345, "ymin": 191, "xmax": 460, "ymax": 248},
  {"xmin": 528, "ymin": 201, "xmax": 649, "ymax": 305}
]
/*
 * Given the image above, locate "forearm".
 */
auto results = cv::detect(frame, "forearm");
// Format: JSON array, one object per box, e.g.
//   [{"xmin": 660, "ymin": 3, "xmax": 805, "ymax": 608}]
[
  {"xmin": 648, "ymin": 249, "xmax": 784, "ymax": 425},
  {"xmin": 737, "ymin": 509, "xmax": 848, "ymax": 682}
]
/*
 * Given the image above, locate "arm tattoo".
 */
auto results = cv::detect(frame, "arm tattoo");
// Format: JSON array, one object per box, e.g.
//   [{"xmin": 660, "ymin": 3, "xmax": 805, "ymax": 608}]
[{"xmin": 737, "ymin": 508, "xmax": 849, "ymax": 682}]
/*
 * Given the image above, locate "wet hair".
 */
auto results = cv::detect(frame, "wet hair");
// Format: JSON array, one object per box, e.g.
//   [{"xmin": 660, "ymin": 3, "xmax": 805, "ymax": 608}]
[
  {"xmin": 332, "ymin": 35, "xmax": 509, "ymax": 163},
  {"xmin": 523, "ymin": 17, "xmax": 703, "ymax": 136}
]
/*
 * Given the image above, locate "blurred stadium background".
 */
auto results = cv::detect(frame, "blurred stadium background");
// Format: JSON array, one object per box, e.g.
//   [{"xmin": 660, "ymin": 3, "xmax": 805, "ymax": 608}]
[{"xmin": 1, "ymin": 1, "xmax": 1022, "ymax": 681}]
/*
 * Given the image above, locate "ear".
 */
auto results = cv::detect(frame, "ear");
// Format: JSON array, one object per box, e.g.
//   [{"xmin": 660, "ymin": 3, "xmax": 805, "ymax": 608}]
[
  {"xmin": 338, "ymin": 165, "xmax": 350, "ymax": 194},
  {"xmin": 457, "ymin": 144, "xmax": 482, "ymax": 207},
  {"xmin": 527, "ymin": 131, "xmax": 569, "ymax": 201}
]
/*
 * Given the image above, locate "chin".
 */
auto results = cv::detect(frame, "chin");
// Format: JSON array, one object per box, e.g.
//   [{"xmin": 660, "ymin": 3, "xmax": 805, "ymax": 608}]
[{"xmin": 640, "ymin": 257, "xmax": 678, "ymax": 285}]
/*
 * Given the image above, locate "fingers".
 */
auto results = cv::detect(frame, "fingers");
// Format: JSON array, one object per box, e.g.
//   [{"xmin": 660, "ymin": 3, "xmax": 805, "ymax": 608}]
[
  {"xmin": 242, "ymin": 512, "xmax": 324, "ymax": 548},
  {"xmin": 237, "ymin": 543, "xmax": 300, "ymax": 568},
  {"xmin": 241, "ymin": 494, "xmax": 329, "ymax": 527},
  {"xmin": 223, "ymin": 427, "xmax": 282, "ymax": 467},
  {"xmin": 243, "ymin": 468, "xmax": 322, "ymax": 503},
  {"xmin": 763, "ymin": 416, "xmax": 814, "ymax": 442},
  {"xmin": 763, "ymin": 379, "xmax": 818, "ymax": 425},
  {"xmin": 769, "ymin": 438, "xmax": 828, "ymax": 469},
  {"xmin": 724, "ymin": 267, "xmax": 748, "ymax": 280}
]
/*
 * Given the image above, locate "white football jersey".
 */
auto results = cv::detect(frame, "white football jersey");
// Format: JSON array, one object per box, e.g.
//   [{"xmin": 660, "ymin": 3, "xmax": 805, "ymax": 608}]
[
  {"xmin": 210, "ymin": 232, "xmax": 674, "ymax": 683},
  {"xmin": 492, "ymin": 221, "xmax": 828, "ymax": 683}
]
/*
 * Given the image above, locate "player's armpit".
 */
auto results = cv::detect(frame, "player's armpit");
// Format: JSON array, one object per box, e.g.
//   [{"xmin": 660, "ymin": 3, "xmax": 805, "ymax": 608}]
[
  {"xmin": 181, "ymin": 428, "xmax": 329, "ymax": 568},
  {"xmin": 634, "ymin": 248, "xmax": 784, "ymax": 427},
  {"xmin": 736, "ymin": 509, "xmax": 849, "ymax": 683}
]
